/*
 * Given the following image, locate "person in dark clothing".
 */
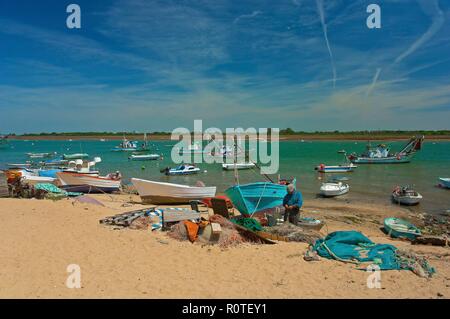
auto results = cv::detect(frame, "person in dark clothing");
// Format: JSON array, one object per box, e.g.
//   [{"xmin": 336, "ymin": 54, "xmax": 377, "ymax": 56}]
[{"xmin": 282, "ymin": 183, "xmax": 303, "ymax": 225}]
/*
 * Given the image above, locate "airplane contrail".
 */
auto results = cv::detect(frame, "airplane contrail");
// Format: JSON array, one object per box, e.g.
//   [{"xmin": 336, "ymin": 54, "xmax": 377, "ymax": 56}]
[
  {"xmin": 395, "ymin": 0, "xmax": 444, "ymax": 64},
  {"xmin": 367, "ymin": 0, "xmax": 444, "ymax": 96},
  {"xmin": 315, "ymin": 0, "xmax": 336, "ymax": 88}
]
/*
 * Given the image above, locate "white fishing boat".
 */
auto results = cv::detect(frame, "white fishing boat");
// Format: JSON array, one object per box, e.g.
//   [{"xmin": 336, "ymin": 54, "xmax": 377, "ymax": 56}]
[
  {"xmin": 439, "ymin": 178, "xmax": 450, "ymax": 189},
  {"xmin": 56, "ymin": 171, "xmax": 121, "ymax": 193},
  {"xmin": 315, "ymin": 163, "xmax": 357, "ymax": 173},
  {"xmin": 222, "ymin": 162, "xmax": 256, "ymax": 170},
  {"xmin": 63, "ymin": 157, "xmax": 101, "ymax": 175},
  {"xmin": 319, "ymin": 182, "xmax": 349, "ymax": 197},
  {"xmin": 6, "ymin": 169, "xmax": 57, "ymax": 185},
  {"xmin": 161, "ymin": 164, "xmax": 201, "ymax": 175},
  {"xmin": 129, "ymin": 154, "xmax": 160, "ymax": 161},
  {"xmin": 131, "ymin": 178, "xmax": 216, "ymax": 204},
  {"xmin": 27, "ymin": 152, "xmax": 57, "ymax": 159},
  {"xmin": 392, "ymin": 185, "xmax": 422, "ymax": 205}
]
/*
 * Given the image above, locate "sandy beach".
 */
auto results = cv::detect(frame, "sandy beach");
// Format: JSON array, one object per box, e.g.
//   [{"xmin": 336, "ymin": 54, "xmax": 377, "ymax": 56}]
[{"xmin": 0, "ymin": 195, "xmax": 448, "ymax": 299}]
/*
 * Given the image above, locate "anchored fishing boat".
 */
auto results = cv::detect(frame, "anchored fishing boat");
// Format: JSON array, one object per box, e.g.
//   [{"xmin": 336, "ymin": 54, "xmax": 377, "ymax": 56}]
[
  {"xmin": 129, "ymin": 154, "xmax": 160, "ymax": 161},
  {"xmin": 112, "ymin": 135, "xmax": 149, "ymax": 152},
  {"xmin": 392, "ymin": 185, "xmax": 422, "ymax": 205},
  {"xmin": 222, "ymin": 162, "xmax": 256, "ymax": 170},
  {"xmin": 347, "ymin": 135, "xmax": 424, "ymax": 164},
  {"xmin": 131, "ymin": 178, "xmax": 216, "ymax": 204},
  {"xmin": 438, "ymin": 178, "xmax": 450, "ymax": 189},
  {"xmin": 319, "ymin": 182, "xmax": 349, "ymax": 197},
  {"xmin": 383, "ymin": 217, "xmax": 421, "ymax": 241},
  {"xmin": 56, "ymin": 171, "xmax": 121, "ymax": 193},
  {"xmin": 161, "ymin": 164, "xmax": 200, "ymax": 176}
]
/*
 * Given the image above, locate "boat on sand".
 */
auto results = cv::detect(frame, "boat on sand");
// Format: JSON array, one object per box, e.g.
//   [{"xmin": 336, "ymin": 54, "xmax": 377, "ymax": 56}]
[
  {"xmin": 383, "ymin": 217, "xmax": 421, "ymax": 240},
  {"xmin": 131, "ymin": 178, "xmax": 216, "ymax": 204},
  {"xmin": 438, "ymin": 178, "xmax": 450, "ymax": 189},
  {"xmin": 319, "ymin": 182, "xmax": 349, "ymax": 197},
  {"xmin": 56, "ymin": 172, "xmax": 121, "ymax": 193},
  {"xmin": 392, "ymin": 185, "xmax": 422, "ymax": 205}
]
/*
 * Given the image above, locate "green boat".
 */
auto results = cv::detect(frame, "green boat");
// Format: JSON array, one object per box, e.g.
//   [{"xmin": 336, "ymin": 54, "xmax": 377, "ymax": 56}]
[
  {"xmin": 383, "ymin": 217, "xmax": 421, "ymax": 241},
  {"xmin": 63, "ymin": 153, "xmax": 89, "ymax": 160}
]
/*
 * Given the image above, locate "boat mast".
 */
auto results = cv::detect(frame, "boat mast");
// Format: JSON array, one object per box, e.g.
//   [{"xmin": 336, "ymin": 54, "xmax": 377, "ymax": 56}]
[{"xmin": 233, "ymin": 135, "xmax": 239, "ymax": 185}]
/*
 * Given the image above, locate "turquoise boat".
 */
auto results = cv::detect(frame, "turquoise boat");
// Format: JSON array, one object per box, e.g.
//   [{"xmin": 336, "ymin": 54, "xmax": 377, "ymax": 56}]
[
  {"xmin": 63, "ymin": 153, "xmax": 89, "ymax": 160},
  {"xmin": 225, "ymin": 178, "xmax": 299, "ymax": 216},
  {"xmin": 383, "ymin": 217, "xmax": 421, "ymax": 241},
  {"xmin": 439, "ymin": 178, "xmax": 450, "ymax": 189}
]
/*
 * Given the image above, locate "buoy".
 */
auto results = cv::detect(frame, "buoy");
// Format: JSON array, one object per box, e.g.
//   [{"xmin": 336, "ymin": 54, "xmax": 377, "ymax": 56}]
[
  {"xmin": 204, "ymin": 170, "xmax": 208, "ymax": 173},
  {"xmin": 141, "ymin": 166, "xmax": 145, "ymax": 170}
]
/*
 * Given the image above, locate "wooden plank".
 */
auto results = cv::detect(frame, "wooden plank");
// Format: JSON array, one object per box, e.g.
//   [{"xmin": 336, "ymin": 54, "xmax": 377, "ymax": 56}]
[
  {"xmin": 0, "ymin": 172, "xmax": 9, "ymax": 198},
  {"xmin": 413, "ymin": 235, "xmax": 449, "ymax": 247},
  {"xmin": 162, "ymin": 209, "xmax": 201, "ymax": 223}
]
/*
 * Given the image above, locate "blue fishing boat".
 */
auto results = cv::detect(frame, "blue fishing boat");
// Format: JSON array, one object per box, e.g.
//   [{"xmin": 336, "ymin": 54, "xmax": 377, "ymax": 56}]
[
  {"xmin": 439, "ymin": 178, "xmax": 450, "ymax": 189},
  {"xmin": 383, "ymin": 217, "xmax": 421, "ymax": 241},
  {"xmin": 225, "ymin": 178, "xmax": 298, "ymax": 216},
  {"xmin": 347, "ymin": 135, "xmax": 424, "ymax": 164}
]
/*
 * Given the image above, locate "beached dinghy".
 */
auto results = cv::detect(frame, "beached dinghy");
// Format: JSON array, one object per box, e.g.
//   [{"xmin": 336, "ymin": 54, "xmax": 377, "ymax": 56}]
[
  {"xmin": 392, "ymin": 185, "xmax": 422, "ymax": 205},
  {"xmin": 6, "ymin": 169, "xmax": 57, "ymax": 185},
  {"xmin": 56, "ymin": 171, "xmax": 121, "ymax": 193},
  {"xmin": 319, "ymin": 182, "xmax": 349, "ymax": 197},
  {"xmin": 129, "ymin": 154, "xmax": 160, "ymax": 161},
  {"xmin": 383, "ymin": 217, "xmax": 421, "ymax": 241},
  {"xmin": 438, "ymin": 178, "xmax": 450, "ymax": 189},
  {"xmin": 131, "ymin": 178, "xmax": 216, "ymax": 204},
  {"xmin": 222, "ymin": 162, "xmax": 256, "ymax": 170},
  {"xmin": 161, "ymin": 164, "xmax": 200, "ymax": 176},
  {"xmin": 225, "ymin": 178, "xmax": 298, "ymax": 216}
]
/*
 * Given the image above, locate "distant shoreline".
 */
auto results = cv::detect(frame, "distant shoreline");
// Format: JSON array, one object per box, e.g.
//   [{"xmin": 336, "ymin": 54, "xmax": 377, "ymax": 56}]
[{"xmin": 6, "ymin": 134, "xmax": 450, "ymax": 141}]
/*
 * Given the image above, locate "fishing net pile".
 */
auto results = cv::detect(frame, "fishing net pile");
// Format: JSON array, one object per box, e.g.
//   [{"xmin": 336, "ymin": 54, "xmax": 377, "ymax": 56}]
[
  {"xmin": 168, "ymin": 215, "xmax": 265, "ymax": 248},
  {"xmin": 311, "ymin": 231, "xmax": 435, "ymax": 277},
  {"xmin": 264, "ymin": 223, "xmax": 322, "ymax": 244}
]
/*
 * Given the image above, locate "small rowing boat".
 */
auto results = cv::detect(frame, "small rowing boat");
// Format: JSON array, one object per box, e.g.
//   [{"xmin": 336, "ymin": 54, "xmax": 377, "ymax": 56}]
[
  {"xmin": 319, "ymin": 182, "xmax": 349, "ymax": 197},
  {"xmin": 315, "ymin": 163, "xmax": 356, "ymax": 173},
  {"xmin": 161, "ymin": 164, "xmax": 200, "ymax": 176},
  {"xmin": 222, "ymin": 163, "xmax": 256, "ymax": 170},
  {"xmin": 383, "ymin": 217, "xmax": 421, "ymax": 240},
  {"xmin": 131, "ymin": 178, "xmax": 216, "ymax": 204},
  {"xmin": 438, "ymin": 177, "xmax": 450, "ymax": 189},
  {"xmin": 63, "ymin": 153, "xmax": 89, "ymax": 160},
  {"xmin": 392, "ymin": 185, "xmax": 422, "ymax": 205},
  {"xmin": 129, "ymin": 154, "xmax": 160, "ymax": 161},
  {"xmin": 56, "ymin": 171, "xmax": 121, "ymax": 193}
]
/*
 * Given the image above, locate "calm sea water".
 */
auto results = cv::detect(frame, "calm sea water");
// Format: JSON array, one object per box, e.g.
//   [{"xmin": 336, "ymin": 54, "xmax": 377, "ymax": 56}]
[{"xmin": 1, "ymin": 139, "xmax": 449, "ymax": 214}]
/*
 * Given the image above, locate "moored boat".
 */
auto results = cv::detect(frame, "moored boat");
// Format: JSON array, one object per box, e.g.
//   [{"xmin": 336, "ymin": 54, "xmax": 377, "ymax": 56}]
[
  {"xmin": 319, "ymin": 182, "xmax": 349, "ymax": 197},
  {"xmin": 161, "ymin": 164, "xmax": 200, "ymax": 176},
  {"xmin": 438, "ymin": 178, "xmax": 450, "ymax": 189},
  {"xmin": 131, "ymin": 178, "xmax": 216, "ymax": 204},
  {"xmin": 347, "ymin": 135, "xmax": 424, "ymax": 164},
  {"xmin": 222, "ymin": 162, "xmax": 256, "ymax": 170},
  {"xmin": 63, "ymin": 153, "xmax": 89, "ymax": 160},
  {"xmin": 27, "ymin": 152, "xmax": 57, "ymax": 159},
  {"xmin": 383, "ymin": 217, "xmax": 421, "ymax": 240},
  {"xmin": 315, "ymin": 163, "xmax": 357, "ymax": 173},
  {"xmin": 129, "ymin": 154, "xmax": 160, "ymax": 161},
  {"xmin": 392, "ymin": 185, "xmax": 422, "ymax": 205},
  {"xmin": 56, "ymin": 171, "xmax": 121, "ymax": 193}
]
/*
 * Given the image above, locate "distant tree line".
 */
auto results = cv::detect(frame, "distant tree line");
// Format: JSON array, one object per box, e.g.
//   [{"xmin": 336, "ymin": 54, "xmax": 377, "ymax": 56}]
[{"xmin": 4, "ymin": 129, "xmax": 450, "ymax": 137}]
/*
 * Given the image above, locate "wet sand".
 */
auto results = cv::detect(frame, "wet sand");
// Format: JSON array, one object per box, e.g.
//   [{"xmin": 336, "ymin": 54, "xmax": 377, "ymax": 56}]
[{"xmin": 0, "ymin": 195, "xmax": 448, "ymax": 298}]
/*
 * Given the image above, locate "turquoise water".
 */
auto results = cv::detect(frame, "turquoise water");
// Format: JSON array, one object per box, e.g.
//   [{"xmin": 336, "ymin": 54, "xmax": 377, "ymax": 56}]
[{"xmin": 1, "ymin": 139, "xmax": 449, "ymax": 214}]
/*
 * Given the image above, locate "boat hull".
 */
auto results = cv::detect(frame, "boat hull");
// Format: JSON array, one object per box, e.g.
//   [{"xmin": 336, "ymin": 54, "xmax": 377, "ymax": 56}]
[
  {"xmin": 222, "ymin": 163, "xmax": 256, "ymax": 170},
  {"xmin": 383, "ymin": 217, "xmax": 421, "ymax": 240},
  {"xmin": 129, "ymin": 154, "xmax": 159, "ymax": 161},
  {"xmin": 439, "ymin": 178, "xmax": 450, "ymax": 189},
  {"xmin": 319, "ymin": 183, "xmax": 349, "ymax": 197},
  {"xmin": 131, "ymin": 178, "xmax": 216, "ymax": 204},
  {"xmin": 56, "ymin": 172, "xmax": 121, "ymax": 193},
  {"xmin": 349, "ymin": 156, "xmax": 411, "ymax": 164},
  {"xmin": 392, "ymin": 194, "xmax": 422, "ymax": 205},
  {"xmin": 316, "ymin": 165, "xmax": 356, "ymax": 173},
  {"xmin": 225, "ymin": 180, "xmax": 298, "ymax": 216}
]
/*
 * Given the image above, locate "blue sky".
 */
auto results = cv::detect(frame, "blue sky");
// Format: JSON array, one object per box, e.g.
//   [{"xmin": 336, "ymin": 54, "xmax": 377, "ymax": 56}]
[{"xmin": 0, "ymin": 0, "xmax": 449, "ymax": 133}]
